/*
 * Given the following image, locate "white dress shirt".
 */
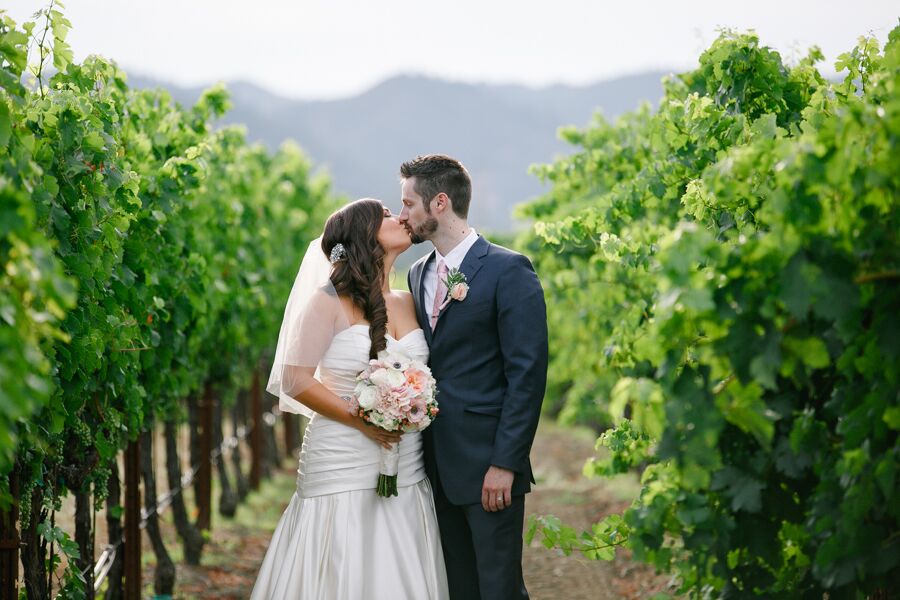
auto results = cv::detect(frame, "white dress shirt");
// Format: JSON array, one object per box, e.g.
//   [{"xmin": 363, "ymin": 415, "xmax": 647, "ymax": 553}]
[{"xmin": 422, "ymin": 228, "xmax": 479, "ymax": 317}]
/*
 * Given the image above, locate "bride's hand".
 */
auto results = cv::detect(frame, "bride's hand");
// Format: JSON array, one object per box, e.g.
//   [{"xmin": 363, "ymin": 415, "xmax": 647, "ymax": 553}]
[{"xmin": 354, "ymin": 418, "xmax": 401, "ymax": 449}]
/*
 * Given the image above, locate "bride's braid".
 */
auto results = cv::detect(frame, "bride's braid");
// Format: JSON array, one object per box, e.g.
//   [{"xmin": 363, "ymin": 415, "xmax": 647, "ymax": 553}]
[{"xmin": 322, "ymin": 199, "xmax": 388, "ymax": 360}]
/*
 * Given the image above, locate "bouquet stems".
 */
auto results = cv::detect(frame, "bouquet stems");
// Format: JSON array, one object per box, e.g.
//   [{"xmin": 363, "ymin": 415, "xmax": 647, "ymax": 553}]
[
  {"xmin": 377, "ymin": 473, "xmax": 398, "ymax": 497},
  {"xmin": 377, "ymin": 443, "xmax": 400, "ymax": 497}
]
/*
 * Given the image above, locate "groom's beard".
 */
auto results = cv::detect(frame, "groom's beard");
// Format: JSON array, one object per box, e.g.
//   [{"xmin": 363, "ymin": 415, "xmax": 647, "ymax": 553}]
[{"xmin": 407, "ymin": 216, "xmax": 438, "ymax": 244}]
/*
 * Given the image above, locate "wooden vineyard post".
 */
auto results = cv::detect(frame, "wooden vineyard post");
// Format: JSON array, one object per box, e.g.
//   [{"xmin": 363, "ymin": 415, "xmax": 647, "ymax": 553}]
[
  {"xmin": 283, "ymin": 412, "xmax": 298, "ymax": 459},
  {"xmin": 0, "ymin": 467, "xmax": 19, "ymax": 600},
  {"xmin": 123, "ymin": 441, "xmax": 141, "ymax": 599},
  {"xmin": 250, "ymin": 367, "xmax": 263, "ymax": 490},
  {"xmin": 196, "ymin": 383, "xmax": 214, "ymax": 532}
]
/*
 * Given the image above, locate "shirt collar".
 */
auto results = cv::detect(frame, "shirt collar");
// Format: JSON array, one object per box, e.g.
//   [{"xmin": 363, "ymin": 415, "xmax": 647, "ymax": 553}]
[{"xmin": 435, "ymin": 228, "xmax": 479, "ymax": 270}]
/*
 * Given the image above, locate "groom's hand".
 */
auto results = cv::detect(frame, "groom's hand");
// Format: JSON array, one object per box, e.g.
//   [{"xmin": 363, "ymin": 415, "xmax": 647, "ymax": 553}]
[{"xmin": 481, "ymin": 465, "xmax": 514, "ymax": 512}]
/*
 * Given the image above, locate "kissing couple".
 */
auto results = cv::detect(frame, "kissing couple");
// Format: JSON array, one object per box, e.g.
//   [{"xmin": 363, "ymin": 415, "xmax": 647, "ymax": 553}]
[{"xmin": 252, "ymin": 154, "xmax": 548, "ymax": 599}]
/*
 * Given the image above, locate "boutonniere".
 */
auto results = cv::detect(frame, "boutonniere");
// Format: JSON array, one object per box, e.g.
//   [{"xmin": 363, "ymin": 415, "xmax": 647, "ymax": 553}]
[{"xmin": 440, "ymin": 268, "xmax": 469, "ymax": 309}]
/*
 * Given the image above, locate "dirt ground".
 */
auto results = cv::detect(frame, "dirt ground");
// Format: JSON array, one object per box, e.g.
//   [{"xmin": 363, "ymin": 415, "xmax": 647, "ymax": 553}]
[
  {"xmin": 522, "ymin": 421, "xmax": 673, "ymax": 600},
  {"xmin": 43, "ymin": 420, "xmax": 674, "ymax": 599}
]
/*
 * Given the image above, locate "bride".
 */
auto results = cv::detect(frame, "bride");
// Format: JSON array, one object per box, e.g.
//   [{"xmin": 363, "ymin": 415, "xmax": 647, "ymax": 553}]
[{"xmin": 250, "ymin": 199, "xmax": 449, "ymax": 599}]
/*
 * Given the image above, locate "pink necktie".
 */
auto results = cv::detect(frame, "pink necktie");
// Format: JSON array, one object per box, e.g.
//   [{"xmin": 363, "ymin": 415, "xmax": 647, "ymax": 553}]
[{"xmin": 431, "ymin": 260, "xmax": 448, "ymax": 331}]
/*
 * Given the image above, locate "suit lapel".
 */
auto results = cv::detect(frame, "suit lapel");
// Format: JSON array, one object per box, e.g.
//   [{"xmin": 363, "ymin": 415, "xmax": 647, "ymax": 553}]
[
  {"xmin": 416, "ymin": 250, "xmax": 436, "ymax": 344},
  {"xmin": 433, "ymin": 236, "xmax": 490, "ymax": 334}
]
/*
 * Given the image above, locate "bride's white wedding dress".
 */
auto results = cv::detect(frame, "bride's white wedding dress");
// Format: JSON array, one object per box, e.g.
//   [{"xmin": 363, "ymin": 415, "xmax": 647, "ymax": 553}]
[{"xmin": 250, "ymin": 324, "xmax": 449, "ymax": 600}]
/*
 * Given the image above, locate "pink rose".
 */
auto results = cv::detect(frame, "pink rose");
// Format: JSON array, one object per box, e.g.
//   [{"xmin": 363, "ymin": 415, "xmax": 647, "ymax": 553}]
[
  {"xmin": 449, "ymin": 282, "xmax": 468, "ymax": 301},
  {"xmin": 404, "ymin": 368, "xmax": 427, "ymax": 393}
]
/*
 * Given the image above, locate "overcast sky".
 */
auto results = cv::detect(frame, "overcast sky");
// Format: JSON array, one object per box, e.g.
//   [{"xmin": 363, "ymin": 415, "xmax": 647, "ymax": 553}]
[{"xmin": 6, "ymin": 1, "xmax": 898, "ymax": 99}]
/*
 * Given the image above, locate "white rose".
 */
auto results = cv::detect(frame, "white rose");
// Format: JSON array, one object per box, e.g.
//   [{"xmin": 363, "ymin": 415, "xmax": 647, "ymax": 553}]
[
  {"xmin": 409, "ymin": 359, "xmax": 429, "ymax": 374},
  {"xmin": 386, "ymin": 369, "xmax": 406, "ymax": 388},
  {"xmin": 369, "ymin": 368, "xmax": 391, "ymax": 388},
  {"xmin": 356, "ymin": 385, "xmax": 378, "ymax": 410}
]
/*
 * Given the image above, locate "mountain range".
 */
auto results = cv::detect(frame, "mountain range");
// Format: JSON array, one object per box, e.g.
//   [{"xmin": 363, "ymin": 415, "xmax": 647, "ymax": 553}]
[{"xmin": 127, "ymin": 71, "xmax": 669, "ymax": 233}]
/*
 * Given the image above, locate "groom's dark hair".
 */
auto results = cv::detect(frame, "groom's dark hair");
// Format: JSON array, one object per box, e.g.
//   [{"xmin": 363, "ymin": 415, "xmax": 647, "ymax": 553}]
[{"xmin": 400, "ymin": 154, "xmax": 471, "ymax": 218}]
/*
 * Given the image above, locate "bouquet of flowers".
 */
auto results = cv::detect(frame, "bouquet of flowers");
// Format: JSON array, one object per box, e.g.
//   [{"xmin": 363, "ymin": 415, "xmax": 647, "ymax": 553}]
[{"xmin": 349, "ymin": 351, "xmax": 439, "ymax": 497}]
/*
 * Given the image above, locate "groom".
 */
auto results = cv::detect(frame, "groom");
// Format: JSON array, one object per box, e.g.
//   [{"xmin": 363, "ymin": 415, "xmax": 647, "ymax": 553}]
[{"xmin": 400, "ymin": 154, "xmax": 548, "ymax": 600}]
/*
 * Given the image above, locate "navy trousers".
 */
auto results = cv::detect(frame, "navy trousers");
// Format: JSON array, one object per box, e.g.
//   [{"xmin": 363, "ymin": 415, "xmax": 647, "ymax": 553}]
[{"xmin": 431, "ymin": 471, "xmax": 529, "ymax": 600}]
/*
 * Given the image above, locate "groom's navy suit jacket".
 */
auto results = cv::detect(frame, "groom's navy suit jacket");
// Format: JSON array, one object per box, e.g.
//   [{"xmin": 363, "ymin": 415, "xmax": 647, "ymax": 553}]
[{"xmin": 409, "ymin": 235, "xmax": 548, "ymax": 506}]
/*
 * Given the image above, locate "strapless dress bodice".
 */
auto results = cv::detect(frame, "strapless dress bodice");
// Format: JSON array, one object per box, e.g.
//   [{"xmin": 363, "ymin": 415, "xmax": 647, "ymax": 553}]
[
  {"xmin": 297, "ymin": 325, "xmax": 430, "ymax": 498},
  {"xmin": 317, "ymin": 324, "xmax": 429, "ymax": 397}
]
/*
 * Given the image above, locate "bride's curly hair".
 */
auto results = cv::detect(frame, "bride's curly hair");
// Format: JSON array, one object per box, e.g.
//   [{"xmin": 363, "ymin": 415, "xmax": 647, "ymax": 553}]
[{"xmin": 321, "ymin": 198, "xmax": 387, "ymax": 360}]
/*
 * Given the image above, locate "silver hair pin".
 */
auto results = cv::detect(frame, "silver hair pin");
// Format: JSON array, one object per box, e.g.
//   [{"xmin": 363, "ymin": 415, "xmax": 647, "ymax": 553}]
[{"xmin": 329, "ymin": 243, "xmax": 347, "ymax": 264}]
